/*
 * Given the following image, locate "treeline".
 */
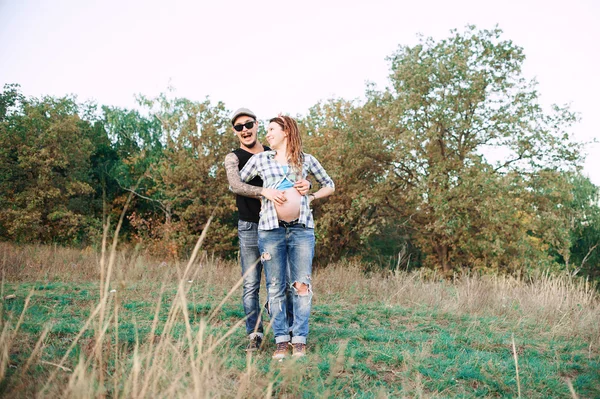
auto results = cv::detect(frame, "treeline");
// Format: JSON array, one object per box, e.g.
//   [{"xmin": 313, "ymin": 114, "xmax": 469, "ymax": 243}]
[{"xmin": 1, "ymin": 27, "xmax": 599, "ymax": 278}]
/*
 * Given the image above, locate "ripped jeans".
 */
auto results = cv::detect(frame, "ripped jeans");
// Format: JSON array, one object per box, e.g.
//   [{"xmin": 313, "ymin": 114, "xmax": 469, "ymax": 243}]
[
  {"xmin": 238, "ymin": 220, "xmax": 264, "ymax": 336},
  {"xmin": 259, "ymin": 224, "xmax": 314, "ymax": 344}
]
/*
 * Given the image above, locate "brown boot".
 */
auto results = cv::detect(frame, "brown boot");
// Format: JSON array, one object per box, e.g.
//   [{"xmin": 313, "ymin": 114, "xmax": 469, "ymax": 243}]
[
  {"xmin": 245, "ymin": 335, "xmax": 262, "ymax": 352},
  {"xmin": 272, "ymin": 341, "xmax": 290, "ymax": 359},
  {"xmin": 291, "ymin": 343, "xmax": 306, "ymax": 357}
]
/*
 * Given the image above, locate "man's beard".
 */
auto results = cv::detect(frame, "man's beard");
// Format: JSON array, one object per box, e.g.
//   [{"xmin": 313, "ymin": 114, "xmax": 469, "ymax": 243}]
[{"xmin": 245, "ymin": 139, "xmax": 257, "ymax": 148}]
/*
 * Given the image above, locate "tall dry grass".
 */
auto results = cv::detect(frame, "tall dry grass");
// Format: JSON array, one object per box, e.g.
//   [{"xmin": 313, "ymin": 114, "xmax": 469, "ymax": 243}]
[
  {"xmin": 1, "ymin": 215, "xmax": 293, "ymax": 398},
  {"xmin": 1, "ymin": 236, "xmax": 599, "ymax": 397},
  {"xmin": 318, "ymin": 262, "xmax": 600, "ymax": 342}
]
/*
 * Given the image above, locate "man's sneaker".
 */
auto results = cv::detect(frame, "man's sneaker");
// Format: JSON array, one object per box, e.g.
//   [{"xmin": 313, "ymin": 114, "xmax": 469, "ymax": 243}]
[
  {"xmin": 291, "ymin": 343, "xmax": 306, "ymax": 357},
  {"xmin": 272, "ymin": 341, "xmax": 290, "ymax": 359},
  {"xmin": 245, "ymin": 335, "xmax": 262, "ymax": 352}
]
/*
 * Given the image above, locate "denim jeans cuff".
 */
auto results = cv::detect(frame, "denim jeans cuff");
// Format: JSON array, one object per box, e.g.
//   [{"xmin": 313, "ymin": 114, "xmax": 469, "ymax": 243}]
[
  {"xmin": 248, "ymin": 332, "xmax": 263, "ymax": 339},
  {"xmin": 291, "ymin": 336, "xmax": 307, "ymax": 344},
  {"xmin": 275, "ymin": 334, "xmax": 291, "ymax": 344}
]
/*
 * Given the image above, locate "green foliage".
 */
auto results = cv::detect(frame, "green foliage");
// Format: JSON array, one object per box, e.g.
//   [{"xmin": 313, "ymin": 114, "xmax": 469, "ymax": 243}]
[
  {"xmin": 0, "ymin": 83, "xmax": 23, "ymax": 121},
  {"xmin": 0, "ymin": 26, "xmax": 596, "ymax": 276},
  {"xmin": 562, "ymin": 174, "xmax": 600, "ymax": 278},
  {"xmin": 302, "ymin": 26, "xmax": 584, "ymax": 273},
  {"xmin": 381, "ymin": 26, "xmax": 582, "ymax": 272},
  {"xmin": 0, "ymin": 87, "xmax": 97, "ymax": 243},
  {"xmin": 125, "ymin": 93, "xmax": 238, "ymax": 257},
  {"xmin": 101, "ymin": 104, "xmax": 163, "ymax": 187},
  {"xmin": 301, "ymin": 98, "xmax": 397, "ymax": 263}
]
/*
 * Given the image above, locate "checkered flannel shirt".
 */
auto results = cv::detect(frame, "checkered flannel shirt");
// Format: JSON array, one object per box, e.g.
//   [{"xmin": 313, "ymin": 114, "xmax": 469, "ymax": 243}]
[{"xmin": 240, "ymin": 151, "xmax": 335, "ymax": 231}]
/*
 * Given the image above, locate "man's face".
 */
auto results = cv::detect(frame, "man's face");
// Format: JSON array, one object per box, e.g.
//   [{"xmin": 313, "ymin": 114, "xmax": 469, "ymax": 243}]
[{"xmin": 233, "ymin": 115, "xmax": 258, "ymax": 149}]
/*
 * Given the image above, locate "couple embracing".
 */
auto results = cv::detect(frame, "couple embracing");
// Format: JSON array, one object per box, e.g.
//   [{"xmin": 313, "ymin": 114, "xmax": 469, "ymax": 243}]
[{"xmin": 224, "ymin": 108, "xmax": 335, "ymax": 360}]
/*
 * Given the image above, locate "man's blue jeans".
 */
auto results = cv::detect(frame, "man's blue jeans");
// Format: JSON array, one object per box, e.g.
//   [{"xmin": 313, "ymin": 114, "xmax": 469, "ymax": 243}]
[
  {"xmin": 238, "ymin": 220, "xmax": 263, "ymax": 336},
  {"xmin": 259, "ymin": 224, "xmax": 314, "ymax": 345},
  {"xmin": 238, "ymin": 220, "xmax": 294, "ymax": 337}
]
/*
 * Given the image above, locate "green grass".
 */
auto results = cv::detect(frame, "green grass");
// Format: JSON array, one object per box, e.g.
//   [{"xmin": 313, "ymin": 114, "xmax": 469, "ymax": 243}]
[{"xmin": 2, "ymin": 278, "xmax": 599, "ymax": 398}]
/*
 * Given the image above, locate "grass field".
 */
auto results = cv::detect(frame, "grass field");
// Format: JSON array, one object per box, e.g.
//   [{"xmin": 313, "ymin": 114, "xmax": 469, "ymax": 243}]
[{"xmin": 1, "ymin": 241, "xmax": 599, "ymax": 398}]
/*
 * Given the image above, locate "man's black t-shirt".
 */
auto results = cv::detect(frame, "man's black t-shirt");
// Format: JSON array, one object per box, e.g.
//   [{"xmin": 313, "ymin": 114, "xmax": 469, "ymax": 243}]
[{"xmin": 233, "ymin": 146, "xmax": 270, "ymax": 223}]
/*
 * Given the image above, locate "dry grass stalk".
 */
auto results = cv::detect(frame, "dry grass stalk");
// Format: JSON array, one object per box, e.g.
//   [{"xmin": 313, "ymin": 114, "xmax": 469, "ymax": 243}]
[
  {"xmin": 39, "ymin": 289, "xmax": 109, "ymax": 395},
  {"xmin": 19, "ymin": 325, "xmax": 50, "ymax": 378},
  {"xmin": 511, "ymin": 334, "xmax": 521, "ymax": 398},
  {"xmin": 566, "ymin": 378, "xmax": 579, "ymax": 399},
  {"xmin": 0, "ymin": 291, "xmax": 33, "ymax": 381}
]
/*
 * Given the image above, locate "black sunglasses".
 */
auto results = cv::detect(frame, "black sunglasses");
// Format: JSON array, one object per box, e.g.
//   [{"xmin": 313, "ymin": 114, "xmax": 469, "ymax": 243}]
[{"xmin": 233, "ymin": 121, "xmax": 256, "ymax": 132}]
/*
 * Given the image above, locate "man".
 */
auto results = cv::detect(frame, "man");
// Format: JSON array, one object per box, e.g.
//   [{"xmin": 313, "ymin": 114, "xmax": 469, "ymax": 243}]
[{"xmin": 225, "ymin": 108, "xmax": 309, "ymax": 351}]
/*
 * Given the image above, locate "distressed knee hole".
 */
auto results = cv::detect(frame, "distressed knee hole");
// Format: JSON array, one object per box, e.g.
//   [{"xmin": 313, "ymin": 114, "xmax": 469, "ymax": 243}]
[
  {"xmin": 268, "ymin": 297, "xmax": 283, "ymax": 312},
  {"xmin": 261, "ymin": 252, "xmax": 271, "ymax": 262},
  {"xmin": 293, "ymin": 282, "xmax": 311, "ymax": 296}
]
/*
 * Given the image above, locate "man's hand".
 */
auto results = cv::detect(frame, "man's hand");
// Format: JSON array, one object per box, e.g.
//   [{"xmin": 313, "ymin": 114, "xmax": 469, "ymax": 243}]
[
  {"xmin": 294, "ymin": 179, "xmax": 310, "ymax": 196},
  {"xmin": 261, "ymin": 188, "xmax": 287, "ymax": 205}
]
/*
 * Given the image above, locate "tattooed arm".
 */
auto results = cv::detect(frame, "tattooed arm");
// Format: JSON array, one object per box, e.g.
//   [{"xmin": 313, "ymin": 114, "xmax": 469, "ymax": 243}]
[{"xmin": 225, "ymin": 153, "xmax": 262, "ymax": 199}]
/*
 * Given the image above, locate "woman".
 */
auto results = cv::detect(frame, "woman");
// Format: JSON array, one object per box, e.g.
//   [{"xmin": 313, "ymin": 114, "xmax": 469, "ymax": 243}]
[{"xmin": 240, "ymin": 115, "xmax": 334, "ymax": 359}]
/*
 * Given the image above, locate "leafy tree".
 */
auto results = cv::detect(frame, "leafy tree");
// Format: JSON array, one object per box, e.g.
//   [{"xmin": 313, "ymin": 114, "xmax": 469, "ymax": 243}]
[
  {"xmin": 301, "ymin": 98, "xmax": 402, "ymax": 264},
  {"xmin": 377, "ymin": 26, "xmax": 583, "ymax": 272},
  {"xmin": 0, "ymin": 83, "xmax": 23, "ymax": 122},
  {"xmin": 0, "ymin": 89, "xmax": 96, "ymax": 243},
  {"xmin": 303, "ymin": 27, "xmax": 583, "ymax": 273},
  {"xmin": 125, "ymin": 93, "xmax": 237, "ymax": 257},
  {"xmin": 97, "ymin": 105, "xmax": 165, "ymax": 239},
  {"xmin": 563, "ymin": 173, "xmax": 600, "ymax": 279},
  {"xmin": 101, "ymin": 105, "xmax": 164, "ymax": 188}
]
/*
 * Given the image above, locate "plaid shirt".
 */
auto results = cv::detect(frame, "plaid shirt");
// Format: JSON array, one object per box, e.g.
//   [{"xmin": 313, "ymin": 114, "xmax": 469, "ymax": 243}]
[{"xmin": 240, "ymin": 151, "xmax": 335, "ymax": 231}]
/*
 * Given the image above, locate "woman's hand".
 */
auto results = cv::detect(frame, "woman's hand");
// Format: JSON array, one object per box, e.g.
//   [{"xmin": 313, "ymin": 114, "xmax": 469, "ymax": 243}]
[
  {"xmin": 294, "ymin": 179, "xmax": 310, "ymax": 196},
  {"xmin": 261, "ymin": 188, "xmax": 287, "ymax": 205}
]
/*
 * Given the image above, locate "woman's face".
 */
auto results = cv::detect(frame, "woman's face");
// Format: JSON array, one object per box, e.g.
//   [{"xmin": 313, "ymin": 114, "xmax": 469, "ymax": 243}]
[{"xmin": 266, "ymin": 121, "xmax": 287, "ymax": 150}]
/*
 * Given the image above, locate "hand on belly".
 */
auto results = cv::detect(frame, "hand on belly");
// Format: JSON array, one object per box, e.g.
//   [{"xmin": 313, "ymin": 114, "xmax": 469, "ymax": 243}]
[{"xmin": 275, "ymin": 188, "xmax": 302, "ymax": 222}]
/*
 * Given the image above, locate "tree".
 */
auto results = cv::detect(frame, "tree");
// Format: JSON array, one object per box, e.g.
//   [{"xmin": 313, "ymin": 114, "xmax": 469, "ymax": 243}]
[
  {"xmin": 0, "ymin": 83, "xmax": 23, "ymax": 122},
  {"xmin": 563, "ymin": 173, "xmax": 600, "ymax": 279},
  {"xmin": 301, "ymin": 98, "xmax": 404, "ymax": 264},
  {"xmin": 303, "ymin": 27, "xmax": 583, "ymax": 272},
  {"xmin": 123, "ymin": 93, "xmax": 237, "ymax": 257},
  {"xmin": 0, "ymin": 89, "xmax": 96, "ymax": 243},
  {"xmin": 378, "ymin": 26, "xmax": 583, "ymax": 272}
]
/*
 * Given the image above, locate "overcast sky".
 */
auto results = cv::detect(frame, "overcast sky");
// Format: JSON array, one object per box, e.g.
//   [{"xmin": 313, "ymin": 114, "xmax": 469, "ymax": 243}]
[{"xmin": 1, "ymin": 0, "xmax": 599, "ymax": 184}]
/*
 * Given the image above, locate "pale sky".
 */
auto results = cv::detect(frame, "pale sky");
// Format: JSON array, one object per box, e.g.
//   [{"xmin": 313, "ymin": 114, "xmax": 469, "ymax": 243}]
[{"xmin": 1, "ymin": 0, "xmax": 599, "ymax": 185}]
